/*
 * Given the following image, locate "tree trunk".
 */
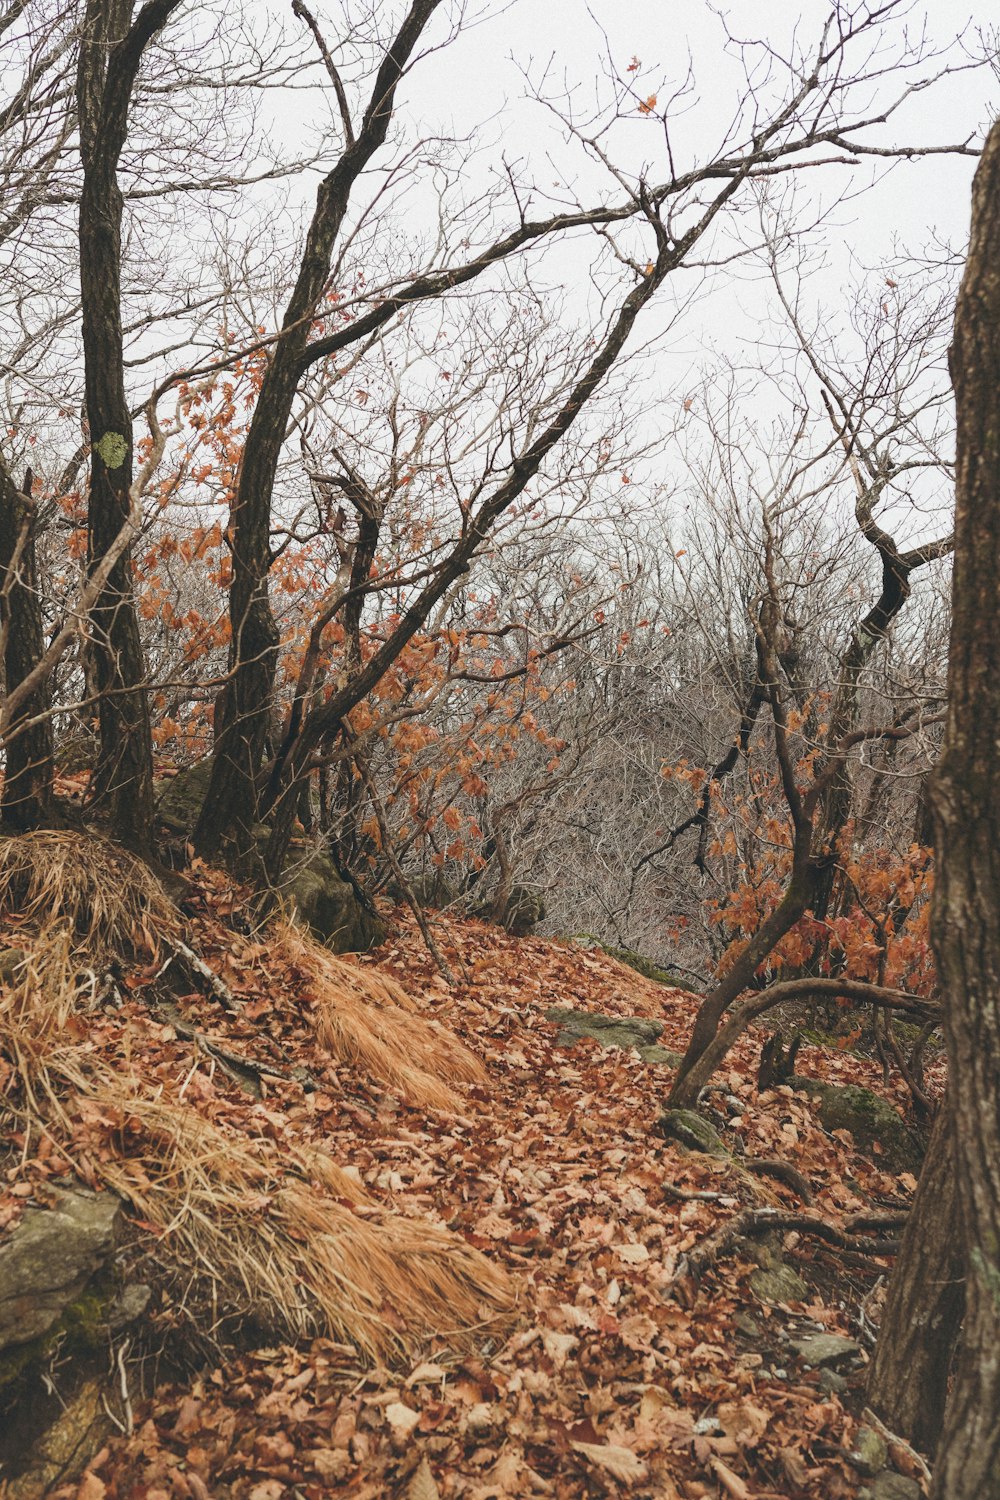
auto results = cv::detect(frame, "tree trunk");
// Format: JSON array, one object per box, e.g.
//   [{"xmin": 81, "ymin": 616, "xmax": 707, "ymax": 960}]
[
  {"xmin": 926, "ymin": 116, "xmax": 1000, "ymax": 1498},
  {"xmin": 866, "ymin": 1107, "xmax": 964, "ymax": 1456},
  {"xmin": 76, "ymin": 0, "xmax": 176, "ymax": 851},
  {"xmin": 0, "ymin": 465, "xmax": 54, "ymax": 829},
  {"xmin": 193, "ymin": 0, "xmax": 444, "ymax": 864}
]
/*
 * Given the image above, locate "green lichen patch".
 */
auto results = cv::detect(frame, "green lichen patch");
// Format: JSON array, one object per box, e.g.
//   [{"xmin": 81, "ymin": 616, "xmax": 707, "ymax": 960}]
[{"xmin": 94, "ymin": 431, "xmax": 128, "ymax": 469}]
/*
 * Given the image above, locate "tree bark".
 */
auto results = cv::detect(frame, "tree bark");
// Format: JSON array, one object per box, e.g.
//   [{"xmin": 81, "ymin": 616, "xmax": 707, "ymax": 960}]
[
  {"xmin": 0, "ymin": 464, "xmax": 54, "ymax": 828},
  {"xmin": 867, "ymin": 1107, "xmax": 964, "ymax": 1456},
  {"xmin": 77, "ymin": 0, "xmax": 177, "ymax": 849},
  {"xmin": 193, "ymin": 0, "xmax": 445, "ymax": 864},
  {"xmin": 926, "ymin": 116, "xmax": 1000, "ymax": 1499}
]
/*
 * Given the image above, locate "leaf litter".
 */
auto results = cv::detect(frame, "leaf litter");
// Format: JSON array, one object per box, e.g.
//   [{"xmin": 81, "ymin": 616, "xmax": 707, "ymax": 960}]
[{"xmin": 0, "ymin": 868, "xmax": 941, "ymax": 1499}]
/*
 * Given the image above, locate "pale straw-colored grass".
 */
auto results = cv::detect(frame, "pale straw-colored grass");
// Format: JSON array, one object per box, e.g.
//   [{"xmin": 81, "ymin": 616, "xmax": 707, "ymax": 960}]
[
  {"xmin": 0, "ymin": 829, "xmax": 178, "ymax": 955},
  {"xmin": 276, "ymin": 921, "xmax": 486, "ymax": 1113},
  {"xmin": 0, "ymin": 941, "xmax": 514, "ymax": 1362}
]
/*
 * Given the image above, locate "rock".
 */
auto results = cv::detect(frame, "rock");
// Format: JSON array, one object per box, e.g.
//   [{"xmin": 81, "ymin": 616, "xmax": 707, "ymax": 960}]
[
  {"xmin": 658, "ymin": 1108, "xmax": 728, "ymax": 1156},
  {"xmin": 156, "ymin": 756, "xmax": 214, "ymax": 832},
  {"xmin": 156, "ymin": 760, "xmax": 383, "ymax": 954},
  {"xmin": 636, "ymin": 1043, "xmax": 685, "ymax": 1067},
  {"xmin": 279, "ymin": 849, "xmax": 384, "ymax": 954},
  {"xmin": 0, "ymin": 947, "xmax": 27, "ymax": 985},
  {"xmin": 4, "ymin": 1375, "xmax": 112, "ymax": 1499},
  {"xmin": 401, "ymin": 872, "xmax": 459, "ymax": 908},
  {"xmin": 502, "ymin": 885, "xmax": 545, "ymax": 936},
  {"xmin": 0, "ymin": 1188, "xmax": 134, "ymax": 1497},
  {"xmin": 791, "ymin": 1333, "xmax": 862, "ymax": 1368},
  {"xmin": 733, "ymin": 1312, "xmax": 762, "ymax": 1339},
  {"xmin": 818, "ymin": 1367, "xmax": 848, "ymax": 1395},
  {"xmin": 547, "ymin": 1007, "xmax": 664, "ymax": 1050},
  {"xmin": 848, "ymin": 1425, "xmax": 888, "ymax": 1477},
  {"xmin": 108, "ymin": 1283, "xmax": 152, "ymax": 1332},
  {"xmin": 0, "ymin": 1187, "xmax": 120, "ymax": 1352},
  {"xmin": 749, "ymin": 1265, "xmax": 808, "ymax": 1304},
  {"xmin": 792, "ymin": 1079, "xmax": 924, "ymax": 1172},
  {"xmin": 859, "ymin": 1474, "xmax": 922, "ymax": 1500}
]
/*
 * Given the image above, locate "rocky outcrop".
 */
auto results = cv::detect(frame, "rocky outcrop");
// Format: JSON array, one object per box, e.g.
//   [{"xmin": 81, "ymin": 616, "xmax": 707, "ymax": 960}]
[
  {"xmin": 0, "ymin": 1186, "xmax": 146, "ymax": 1497},
  {"xmin": 0, "ymin": 1187, "xmax": 119, "ymax": 1351}
]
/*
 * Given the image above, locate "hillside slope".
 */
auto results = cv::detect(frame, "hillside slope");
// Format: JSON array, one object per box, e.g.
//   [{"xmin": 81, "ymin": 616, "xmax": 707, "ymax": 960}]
[{"xmin": 0, "ymin": 859, "xmax": 938, "ymax": 1499}]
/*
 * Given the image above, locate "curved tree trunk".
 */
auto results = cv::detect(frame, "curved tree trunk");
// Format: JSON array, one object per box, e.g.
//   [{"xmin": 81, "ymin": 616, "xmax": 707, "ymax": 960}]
[
  {"xmin": 926, "ymin": 116, "xmax": 1000, "ymax": 1499},
  {"xmin": 193, "ymin": 0, "xmax": 445, "ymax": 865},
  {"xmin": 866, "ymin": 1106, "xmax": 964, "ymax": 1456}
]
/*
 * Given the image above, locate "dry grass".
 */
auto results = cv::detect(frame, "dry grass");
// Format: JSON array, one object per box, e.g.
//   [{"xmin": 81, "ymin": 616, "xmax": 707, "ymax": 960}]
[
  {"xmin": 0, "ymin": 829, "xmax": 178, "ymax": 955},
  {"xmin": 0, "ymin": 943, "xmax": 514, "ymax": 1362},
  {"xmin": 276, "ymin": 921, "xmax": 486, "ymax": 1113}
]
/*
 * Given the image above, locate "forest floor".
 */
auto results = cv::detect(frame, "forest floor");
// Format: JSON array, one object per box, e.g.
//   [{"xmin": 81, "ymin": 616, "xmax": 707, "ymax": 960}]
[{"xmin": 0, "ymin": 859, "xmax": 941, "ymax": 1500}]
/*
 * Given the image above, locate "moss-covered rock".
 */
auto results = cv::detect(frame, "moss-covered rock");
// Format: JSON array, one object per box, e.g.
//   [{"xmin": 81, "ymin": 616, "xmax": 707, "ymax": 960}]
[
  {"xmin": 0, "ymin": 1187, "xmax": 138, "ymax": 1496},
  {"xmin": 157, "ymin": 761, "xmax": 383, "ymax": 954},
  {"xmin": 502, "ymin": 885, "xmax": 546, "ymax": 936},
  {"xmin": 0, "ymin": 1187, "xmax": 120, "ymax": 1353},
  {"xmin": 636, "ymin": 1043, "xmax": 685, "ymax": 1067},
  {"xmin": 848, "ymin": 1426, "xmax": 889, "ymax": 1477},
  {"xmin": 548, "ymin": 1006, "xmax": 659, "ymax": 1048},
  {"xmin": 156, "ymin": 757, "xmax": 214, "ymax": 832},
  {"xmin": 749, "ymin": 1264, "xmax": 808, "ymax": 1304},
  {"xmin": 658, "ymin": 1108, "xmax": 728, "ymax": 1156},
  {"xmin": 603, "ymin": 945, "xmax": 701, "ymax": 992},
  {"xmin": 280, "ymin": 849, "xmax": 384, "ymax": 954},
  {"xmin": 399, "ymin": 872, "xmax": 460, "ymax": 908},
  {"xmin": 792, "ymin": 1078, "xmax": 924, "ymax": 1173},
  {"xmin": 545, "ymin": 1007, "xmax": 683, "ymax": 1067}
]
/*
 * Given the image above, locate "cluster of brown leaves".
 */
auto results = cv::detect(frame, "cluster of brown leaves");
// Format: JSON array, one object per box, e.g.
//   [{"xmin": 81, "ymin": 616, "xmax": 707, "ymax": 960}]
[{"xmin": 1, "ymin": 872, "xmax": 940, "ymax": 1499}]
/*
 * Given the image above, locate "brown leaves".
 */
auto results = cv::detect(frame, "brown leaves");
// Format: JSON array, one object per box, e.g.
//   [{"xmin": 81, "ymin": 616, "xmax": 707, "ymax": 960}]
[{"xmin": 15, "ymin": 899, "xmax": 917, "ymax": 1500}]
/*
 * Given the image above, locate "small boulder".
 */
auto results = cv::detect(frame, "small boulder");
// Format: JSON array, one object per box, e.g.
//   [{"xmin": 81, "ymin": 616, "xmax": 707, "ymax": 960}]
[
  {"xmin": 848, "ymin": 1425, "xmax": 888, "ymax": 1477},
  {"xmin": 636, "ymin": 1043, "xmax": 684, "ymax": 1067},
  {"xmin": 658, "ymin": 1108, "xmax": 728, "ymax": 1156},
  {"xmin": 547, "ymin": 1007, "xmax": 663, "ymax": 1050},
  {"xmin": 860, "ymin": 1475, "xmax": 922, "ymax": 1500},
  {"xmin": 156, "ymin": 756, "xmax": 214, "ymax": 833},
  {"xmin": 280, "ymin": 849, "xmax": 384, "ymax": 954},
  {"xmin": 502, "ymin": 885, "xmax": 546, "ymax": 936},
  {"xmin": 792, "ymin": 1333, "xmax": 862, "ymax": 1368},
  {"xmin": 156, "ymin": 761, "xmax": 383, "ymax": 954},
  {"xmin": 793, "ymin": 1079, "xmax": 924, "ymax": 1173},
  {"xmin": 749, "ymin": 1265, "xmax": 808, "ymax": 1304}
]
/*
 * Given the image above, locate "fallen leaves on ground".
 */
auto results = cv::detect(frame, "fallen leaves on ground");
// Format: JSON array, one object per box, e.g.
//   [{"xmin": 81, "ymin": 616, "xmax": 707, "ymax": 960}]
[{"xmin": 0, "ymin": 877, "xmax": 941, "ymax": 1499}]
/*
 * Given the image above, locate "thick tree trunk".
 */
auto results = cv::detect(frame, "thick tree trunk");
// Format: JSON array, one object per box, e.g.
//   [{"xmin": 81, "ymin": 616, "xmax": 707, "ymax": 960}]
[
  {"xmin": 926, "ymin": 117, "xmax": 1000, "ymax": 1499},
  {"xmin": 866, "ymin": 1107, "xmax": 964, "ymax": 1455},
  {"xmin": 0, "ymin": 466, "xmax": 54, "ymax": 828},
  {"xmin": 76, "ymin": 0, "xmax": 174, "ymax": 851}
]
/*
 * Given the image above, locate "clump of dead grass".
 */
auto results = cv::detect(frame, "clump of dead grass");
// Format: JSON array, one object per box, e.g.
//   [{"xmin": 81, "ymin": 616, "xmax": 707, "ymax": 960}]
[
  {"xmin": 276, "ymin": 921, "xmax": 486, "ymax": 1113},
  {"xmin": 0, "ymin": 829, "xmax": 178, "ymax": 955},
  {"xmin": 0, "ymin": 942, "xmax": 514, "ymax": 1362}
]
